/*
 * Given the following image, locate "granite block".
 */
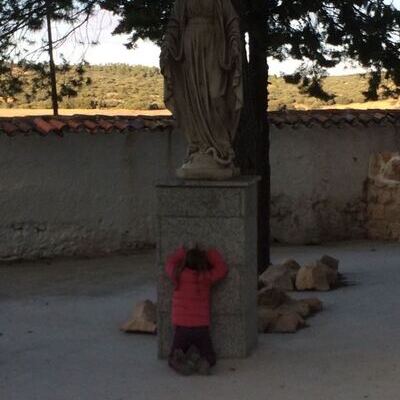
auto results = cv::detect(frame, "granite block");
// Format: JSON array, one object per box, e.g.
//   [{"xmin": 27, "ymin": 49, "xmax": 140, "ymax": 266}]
[
  {"xmin": 245, "ymin": 215, "xmax": 258, "ymax": 267},
  {"xmin": 211, "ymin": 311, "xmax": 257, "ymax": 358},
  {"xmin": 157, "ymin": 187, "xmax": 244, "ymax": 218},
  {"xmin": 157, "ymin": 177, "xmax": 260, "ymax": 188},
  {"xmin": 244, "ymin": 181, "xmax": 258, "ymax": 218},
  {"xmin": 158, "ymin": 265, "xmax": 258, "ymax": 314},
  {"xmin": 156, "ymin": 177, "xmax": 259, "ymax": 359},
  {"xmin": 158, "ymin": 217, "xmax": 246, "ymax": 266},
  {"xmin": 157, "ymin": 272, "xmax": 174, "ymax": 313},
  {"xmin": 157, "ymin": 311, "xmax": 174, "ymax": 359}
]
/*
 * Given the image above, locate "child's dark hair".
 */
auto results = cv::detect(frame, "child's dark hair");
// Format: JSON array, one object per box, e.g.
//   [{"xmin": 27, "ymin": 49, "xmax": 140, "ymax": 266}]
[{"xmin": 173, "ymin": 247, "xmax": 210, "ymax": 288}]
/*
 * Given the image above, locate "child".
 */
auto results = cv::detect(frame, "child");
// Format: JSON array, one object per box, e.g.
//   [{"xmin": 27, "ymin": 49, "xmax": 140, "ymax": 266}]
[{"xmin": 165, "ymin": 244, "xmax": 228, "ymax": 375}]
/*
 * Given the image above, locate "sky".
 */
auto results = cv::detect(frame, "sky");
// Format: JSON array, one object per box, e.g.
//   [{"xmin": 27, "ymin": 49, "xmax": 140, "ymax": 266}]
[{"xmin": 27, "ymin": 1, "xmax": 400, "ymax": 76}]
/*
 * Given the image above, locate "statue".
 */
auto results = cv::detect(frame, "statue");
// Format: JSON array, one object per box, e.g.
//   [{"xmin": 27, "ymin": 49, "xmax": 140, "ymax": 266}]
[{"xmin": 160, "ymin": 0, "xmax": 243, "ymax": 180}]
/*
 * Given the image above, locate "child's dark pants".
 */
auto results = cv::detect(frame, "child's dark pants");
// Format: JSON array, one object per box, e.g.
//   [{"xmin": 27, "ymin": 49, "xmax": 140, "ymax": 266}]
[{"xmin": 169, "ymin": 326, "xmax": 217, "ymax": 366}]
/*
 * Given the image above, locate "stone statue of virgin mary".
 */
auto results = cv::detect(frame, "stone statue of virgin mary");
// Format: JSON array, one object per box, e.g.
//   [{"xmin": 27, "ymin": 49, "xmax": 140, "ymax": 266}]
[{"xmin": 160, "ymin": 0, "xmax": 243, "ymax": 180}]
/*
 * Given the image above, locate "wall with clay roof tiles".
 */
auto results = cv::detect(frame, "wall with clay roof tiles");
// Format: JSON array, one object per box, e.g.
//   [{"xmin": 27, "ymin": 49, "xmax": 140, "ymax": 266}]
[
  {"xmin": 1, "ymin": 110, "xmax": 400, "ymax": 260},
  {"xmin": 1, "ymin": 110, "xmax": 400, "ymax": 136}
]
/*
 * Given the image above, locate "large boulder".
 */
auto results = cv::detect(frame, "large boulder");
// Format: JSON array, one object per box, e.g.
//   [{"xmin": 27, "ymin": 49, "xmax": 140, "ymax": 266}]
[
  {"xmin": 257, "ymin": 288, "xmax": 323, "ymax": 333},
  {"xmin": 295, "ymin": 261, "xmax": 338, "ymax": 291},
  {"xmin": 120, "ymin": 300, "xmax": 157, "ymax": 334}
]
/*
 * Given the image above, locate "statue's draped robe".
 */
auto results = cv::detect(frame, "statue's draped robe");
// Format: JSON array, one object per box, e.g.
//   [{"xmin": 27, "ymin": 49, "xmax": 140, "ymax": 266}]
[{"xmin": 161, "ymin": 0, "xmax": 243, "ymax": 165}]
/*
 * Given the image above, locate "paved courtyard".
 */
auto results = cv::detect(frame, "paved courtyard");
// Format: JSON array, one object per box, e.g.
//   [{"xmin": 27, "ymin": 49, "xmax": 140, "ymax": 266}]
[{"xmin": 1, "ymin": 240, "xmax": 400, "ymax": 400}]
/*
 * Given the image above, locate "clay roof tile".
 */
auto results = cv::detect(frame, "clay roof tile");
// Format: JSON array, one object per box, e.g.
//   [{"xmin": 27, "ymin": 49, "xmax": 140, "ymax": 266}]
[
  {"xmin": 82, "ymin": 119, "xmax": 98, "ymax": 131},
  {"xmin": 33, "ymin": 117, "xmax": 54, "ymax": 135},
  {"xmin": 113, "ymin": 120, "xmax": 129, "ymax": 131},
  {"xmin": 129, "ymin": 118, "xmax": 145, "ymax": 130},
  {"xmin": 2, "ymin": 109, "xmax": 400, "ymax": 136},
  {"xmin": 373, "ymin": 112, "xmax": 386, "ymax": 122},
  {"xmin": 97, "ymin": 119, "xmax": 114, "ymax": 132},
  {"xmin": 343, "ymin": 112, "xmax": 356, "ymax": 122},
  {"xmin": 358, "ymin": 113, "xmax": 373, "ymax": 125},
  {"xmin": 48, "ymin": 118, "xmax": 67, "ymax": 132},
  {"xmin": 314, "ymin": 113, "xmax": 330, "ymax": 123},
  {"xmin": 299, "ymin": 113, "xmax": 313, "ymax": 124},
  {"xmin": 65, "ymin": 119, "xmax": 83, "ymax": 131},
  {"xmin": 1, "ymin": 121, "xmax": 19, "ymax": 136},
  {"xmin": 15, "ymin": 120, "xmax": 32, "ymax": 134}
]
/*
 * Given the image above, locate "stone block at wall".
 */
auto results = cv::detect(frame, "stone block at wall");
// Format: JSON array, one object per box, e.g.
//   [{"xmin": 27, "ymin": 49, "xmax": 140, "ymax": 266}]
[{"xmin": 367, "ymin": 153, "xmax": 400, "ymax": 241}]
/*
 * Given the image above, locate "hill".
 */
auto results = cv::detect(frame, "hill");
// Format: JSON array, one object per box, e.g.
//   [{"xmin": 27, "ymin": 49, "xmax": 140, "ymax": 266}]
[{"xmin": 1, "ymin": 64, "xmax": 399, "ymax": 111}]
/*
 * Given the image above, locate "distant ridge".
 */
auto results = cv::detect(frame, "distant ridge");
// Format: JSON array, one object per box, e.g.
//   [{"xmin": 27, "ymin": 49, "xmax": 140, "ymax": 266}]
[{"xmin": 1, "ymin": 64, "xmax": 399, "ymax": 112}]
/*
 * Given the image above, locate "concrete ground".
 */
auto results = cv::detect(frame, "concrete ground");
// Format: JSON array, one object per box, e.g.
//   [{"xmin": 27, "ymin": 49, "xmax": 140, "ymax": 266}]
[{"xmin": 1, "ymin": 240, "xmax": 400, "ymax": 400}]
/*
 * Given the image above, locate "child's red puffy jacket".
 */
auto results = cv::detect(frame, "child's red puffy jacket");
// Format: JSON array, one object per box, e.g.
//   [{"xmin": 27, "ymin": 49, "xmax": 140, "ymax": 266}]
[{"xmin": 165, "ymin": 247, "xmax": 228, "ymax": 327}]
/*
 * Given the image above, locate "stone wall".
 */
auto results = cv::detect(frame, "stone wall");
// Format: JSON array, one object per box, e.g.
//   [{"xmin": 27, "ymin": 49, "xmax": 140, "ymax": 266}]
[
  {"xmin": 270, "ymin": 124, "xmax": 400, "ymax": 244},
  {"xmin": 367, "ymin": 152, "xmax": 400, "ymax": 240},
  {"xmin": 1, "ymin": 114, "xmax": 400, "ymax": 260},
  {"xmin": 0, "ymin": 129, "xmax": 184, "ymax": 261}
]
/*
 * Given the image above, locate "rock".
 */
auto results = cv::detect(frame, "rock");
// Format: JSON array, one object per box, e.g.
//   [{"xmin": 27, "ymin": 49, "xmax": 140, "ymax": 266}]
[
  {"xmin": 273, "ymin": 312, "xmax": 306, "ymax": 333},
  {"xmin": 295, "ymin": 264, "xmax": 315, "ymax": 290},
  {"xmin": 120, "ymin": 300, "xmax": 157, "ymax": 334},
  {"xmin": 258, "ymin": 287, "xmax": 291, "ymax": 308},
  {"xmin": 299, "ymin": 298, "xmax": 323, "ymax": 313},
  {"xmin": 383, "ymin": 156, "xmax": 400, "ymax": 181},
  {"xmin": 258, "ymin": 289, "xmax": 323, "ymax": 334},
  {"xmin": 319, "ymin": 255, "xmax": 339, "ymax": 271},
  {"xmin": 282, "ymin": 259, "xmax": 301, "ymax": 273},
  {"xmin": 276, "ymin": 300, "xmax": 311, "ymax": 318},
  {"xmin": 258, "ymin": 307, "xmax": 280, "ymax": 333},
  {"xmin": 259, "ymin": 264, "xmax": 295, "ymax": 291},
  {"xmin": 295, "ymin": 262, "xmax": 338, "ymax": 291},
  {"xmin": 316, "ymin": 261, "xmax": 338, "ymax": 286}
]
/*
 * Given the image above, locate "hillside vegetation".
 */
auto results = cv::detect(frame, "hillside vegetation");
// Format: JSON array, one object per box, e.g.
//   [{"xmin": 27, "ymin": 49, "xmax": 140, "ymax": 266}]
[{"xmin": 1, "ymin": 64, "xmax": 399, "ymax": 111}]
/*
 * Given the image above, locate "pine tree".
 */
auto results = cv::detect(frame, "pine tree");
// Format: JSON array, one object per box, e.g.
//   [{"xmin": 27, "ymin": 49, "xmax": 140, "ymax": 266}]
[{"xmin": 0, "ymin": 1, "xmax": 96, "ymax": 114}]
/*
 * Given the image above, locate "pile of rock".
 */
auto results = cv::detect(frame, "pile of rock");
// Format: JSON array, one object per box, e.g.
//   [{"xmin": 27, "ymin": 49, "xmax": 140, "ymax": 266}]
[
  {"xmin": 120, "ymin": 300, "xmax": 157, "ymax": 334},
  {"xmin": 258, "ymin": 288, "xmax": 323, "ymax": 333},
  {"xmin": 259, "ymin": 255, "xmax": 340, "ymax": 292},
  {"xmin": 123, "ymin": 254, "xmax": 339, "ymax": 336}
]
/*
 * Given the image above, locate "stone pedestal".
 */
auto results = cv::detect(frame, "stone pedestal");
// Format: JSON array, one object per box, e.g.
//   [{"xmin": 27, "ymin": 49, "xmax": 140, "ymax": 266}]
[{"xmin": 156, "ymin": 177, "xmax": 259, "ymax": 358}]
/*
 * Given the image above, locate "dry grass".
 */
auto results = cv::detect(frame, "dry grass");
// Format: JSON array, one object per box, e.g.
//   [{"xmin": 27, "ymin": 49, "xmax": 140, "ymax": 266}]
[
  {"xmin": 1, "ymin": 99, "xmax": 399, "ymax": 118},
  {"xmin": 0, "ymin": 108, "xmax": 172, "ymax": 118},
  {"xmin": 320, "ymin": 99, "xmax": 400, "ymax": 110}
]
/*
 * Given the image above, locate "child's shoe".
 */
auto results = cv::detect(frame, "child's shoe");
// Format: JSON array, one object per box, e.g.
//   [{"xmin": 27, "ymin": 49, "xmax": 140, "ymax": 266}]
[
  {"xmin": 197, "ymin": 358, "xmax": 211, "ymax": 375},
  {"xmin": 169, "ymin": 349, "xmax": 194, "ymax": 376},
  {"xmin": 185, "ymin": 345, "xmax": 201, "ymax": 370},
  {"xmin": 186, "ymin": 346, "xmax": 212, "ymax": 375}
]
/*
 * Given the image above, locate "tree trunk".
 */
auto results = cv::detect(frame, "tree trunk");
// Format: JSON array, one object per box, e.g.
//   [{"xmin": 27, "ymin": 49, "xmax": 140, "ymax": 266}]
[
  {"xmin": 46, "ymin": 8, "xmax": 58, "ymax": 116},
  {"xmin": 234, "ymin": 0, "xmax": 271, "ymax": 273}
]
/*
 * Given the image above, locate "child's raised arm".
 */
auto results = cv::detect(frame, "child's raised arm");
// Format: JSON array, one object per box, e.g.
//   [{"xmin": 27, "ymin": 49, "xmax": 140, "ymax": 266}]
[
  {"xmin": 165, "ymin": 246, "xmax": 186, "ymax": 280},
  {"xmin": 207, "ymin": 248, "xmax": 228, "ymax": 284}
]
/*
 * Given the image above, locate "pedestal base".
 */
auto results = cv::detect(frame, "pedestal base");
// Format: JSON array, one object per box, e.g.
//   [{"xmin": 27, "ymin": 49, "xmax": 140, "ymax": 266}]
[{"xmin": 156, "ymin": 177, "xmax": 259, "ymax": 358}]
